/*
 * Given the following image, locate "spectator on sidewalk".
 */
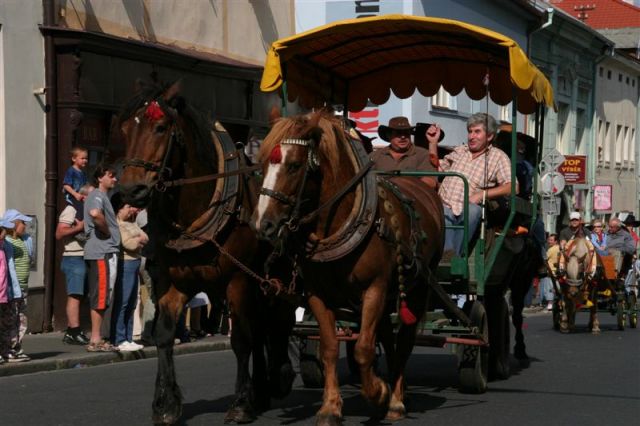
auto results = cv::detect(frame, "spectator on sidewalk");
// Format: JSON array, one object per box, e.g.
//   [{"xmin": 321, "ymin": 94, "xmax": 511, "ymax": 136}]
[
  {"xmin": 589, "ymin": 219, "xmax": 608, "ymax": 256},
  {"xmin": 110, "ymin": 195, "xmax": 147, "ymax": 352},
  {"xmin": 539, "ymin": 233, "xmax": 558, "ymax": 311},
  {"xmin": 0, "ymin": 218, "xmax": 15, "ymax": 364},
  {"xmin": 62, "ymin": 146, "xmax": 89, "ymax": 216},
  {"xmin": 1, "ymin": 209, "xmax": 34, "ymax": 362},
  {"xmin": 56, "ymin": 184, "xmax": 94, "ymax": 345},
  {"xmin": 83, "ymin": 164, "xmax": 120, "ymax": 352}
]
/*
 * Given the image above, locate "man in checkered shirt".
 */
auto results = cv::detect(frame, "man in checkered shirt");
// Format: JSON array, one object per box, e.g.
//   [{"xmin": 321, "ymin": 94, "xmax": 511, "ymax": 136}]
[{"xmin": 427, "ymin": 113, "xmax": 512, "ymax": 256}]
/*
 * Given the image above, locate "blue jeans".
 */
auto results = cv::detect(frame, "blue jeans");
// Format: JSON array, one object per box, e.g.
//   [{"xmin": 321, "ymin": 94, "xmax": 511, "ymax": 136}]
[
  {"xmin": 111, "ymin": 258, "xmax": 141, "ymax": 345},
  {"xmin": 538, "ymin": 277, "xmax": 554, "ymax": 303},
  {"xmin": 443, "ymin": 203, "xmax": 482, "ymax": 256}
]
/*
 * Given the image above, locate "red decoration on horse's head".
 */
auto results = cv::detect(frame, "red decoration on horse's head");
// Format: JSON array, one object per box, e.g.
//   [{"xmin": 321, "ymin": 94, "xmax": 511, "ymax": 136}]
[
  {"xmin": 269, "ymin": 144, "xmax": 282, "ymax": 164},
  {"xmin": 144, "ymin": 101, "xmax": 165, "ymax": 122}
]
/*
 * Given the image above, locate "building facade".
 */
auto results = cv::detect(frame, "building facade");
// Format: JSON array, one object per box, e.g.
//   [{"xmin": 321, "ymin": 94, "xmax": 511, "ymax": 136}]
[{"xmin": 1, "ymin": 0, "xmax": 295, "ymax": 332}]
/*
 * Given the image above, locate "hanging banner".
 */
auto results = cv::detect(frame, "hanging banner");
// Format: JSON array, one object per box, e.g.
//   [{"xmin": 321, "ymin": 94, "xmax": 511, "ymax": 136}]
[
  {"xmin": 558, "ymin": 155, "xmax": 587, "ymax": 184},
  {"xmin": 593, "ymin": 185, "xmax": 613, "ymax": 212}
]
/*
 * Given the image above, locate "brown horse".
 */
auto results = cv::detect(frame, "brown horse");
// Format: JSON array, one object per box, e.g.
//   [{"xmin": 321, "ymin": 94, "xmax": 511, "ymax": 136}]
[
  {"xmin": 251, "ymin": 111, "xmax": 444, "ymax": 424},
  {"xmin": 118, "ymin": 81, "xmax": 295, "ymax": 424},
  {"xmin": 558, "ymin": 237, "xmax": 599, "ymax": 333}
]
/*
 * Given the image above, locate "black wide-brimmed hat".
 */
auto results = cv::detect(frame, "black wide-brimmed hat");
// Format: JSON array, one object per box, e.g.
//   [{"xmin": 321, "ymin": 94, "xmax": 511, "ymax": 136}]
[
  {"xmin": 378, "ymin": 116, "xmax": 414, "ymax": 142},
  {"xmin": 620, "ymin": 212, "xmax": 640, "ymax": 227},
  {"xmin": 379, "ymin": 117, "xmax": 445, "ymax": 142}
]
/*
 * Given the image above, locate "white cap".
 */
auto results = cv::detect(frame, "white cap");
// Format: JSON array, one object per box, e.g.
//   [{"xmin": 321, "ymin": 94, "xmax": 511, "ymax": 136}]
[{"xmin": 569, "ymin": 212, "xmax": 581, "ymax": 220}]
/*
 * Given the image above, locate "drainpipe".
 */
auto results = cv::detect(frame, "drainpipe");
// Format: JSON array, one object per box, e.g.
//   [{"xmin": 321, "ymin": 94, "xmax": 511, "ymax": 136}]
[
  {"xmin": 586, "ymin": 45, "xmax": 614, "ymax": 224},
  {"xmin": 42, "ymin": 0, "xmax": 58, "ymax": 332},
  {"xmin": 527, "ymin": 7, "xmax": 554, "ymax": 56}
]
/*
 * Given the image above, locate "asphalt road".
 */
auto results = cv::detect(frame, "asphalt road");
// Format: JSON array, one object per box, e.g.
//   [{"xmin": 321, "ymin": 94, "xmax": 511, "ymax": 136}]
[{"xmin": 1, "ymin": 311, "xmax": 638, "ymax": 426}]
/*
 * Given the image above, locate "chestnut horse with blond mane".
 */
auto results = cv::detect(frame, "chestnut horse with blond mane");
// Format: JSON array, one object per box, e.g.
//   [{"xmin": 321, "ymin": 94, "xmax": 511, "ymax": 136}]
[{"xmin": 252, "ymin": 110, "xmax": 444, "ymax": 424}]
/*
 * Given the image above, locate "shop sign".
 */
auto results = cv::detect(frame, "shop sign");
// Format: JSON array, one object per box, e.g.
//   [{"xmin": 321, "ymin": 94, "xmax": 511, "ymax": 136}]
[
  {"xmin": 558, "ymin": 155, "xmax": 587, "ymax": 184},
  {"xmin": 593, "ymin": 185, "xmax": 612, "ymax": 212}
]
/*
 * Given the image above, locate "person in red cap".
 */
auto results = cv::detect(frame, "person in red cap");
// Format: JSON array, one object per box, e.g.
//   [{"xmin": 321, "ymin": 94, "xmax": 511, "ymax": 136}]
[{"xmin": 371, "ymin": 116, "xmax": 438, "ymax": 189}]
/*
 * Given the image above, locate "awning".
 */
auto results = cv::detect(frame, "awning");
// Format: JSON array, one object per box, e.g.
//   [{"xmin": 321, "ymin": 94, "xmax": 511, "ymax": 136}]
[{"xmin": 261, "ymin": 15, "xmax": 555, "ymax": 114}]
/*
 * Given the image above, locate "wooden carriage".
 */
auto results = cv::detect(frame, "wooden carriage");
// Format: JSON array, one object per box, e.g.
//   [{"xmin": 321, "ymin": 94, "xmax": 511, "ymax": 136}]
[{"xmin": 260, "ymin": 14, "xmax": 555, "ymax": 393}]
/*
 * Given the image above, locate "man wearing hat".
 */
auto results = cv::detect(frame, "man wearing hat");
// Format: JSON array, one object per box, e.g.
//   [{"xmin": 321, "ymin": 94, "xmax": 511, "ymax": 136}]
[
  {"xmin": 371, "ymin": 116, "xmax": 439, "ymax": 189},
  {"xmin": 559, "ymin": 211, "xmax": 591, "ymax": 250}
]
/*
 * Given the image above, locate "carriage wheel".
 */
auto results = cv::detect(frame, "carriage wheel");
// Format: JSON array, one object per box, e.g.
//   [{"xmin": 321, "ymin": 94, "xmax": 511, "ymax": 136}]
[
  {"xmin": 488, "ymin": 296, "xmax": 510, "ymax": 381},
  {"xmin": 458, "ymin": 301, "xmax": 489, "ymax": 394},
  {"xmin": 627, "ymin": 293, "xmax": 637, "ymax": 329},
  {"xmin": 616, "ymin": 299, "xmax": 626, "ymax": 331},
  {"xmin": 298, "ymin": 337, "xmax": 325, "ymax": 388}
]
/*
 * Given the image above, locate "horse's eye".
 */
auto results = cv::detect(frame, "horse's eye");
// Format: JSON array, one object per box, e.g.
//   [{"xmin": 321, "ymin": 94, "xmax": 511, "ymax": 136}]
[
  {"xmin": 154, "ymin": 124, "xmax": 168, "ymax": 134},
  {"xmin": 287, "ymin": 162, "xmax": 302, "ymax": 173}
]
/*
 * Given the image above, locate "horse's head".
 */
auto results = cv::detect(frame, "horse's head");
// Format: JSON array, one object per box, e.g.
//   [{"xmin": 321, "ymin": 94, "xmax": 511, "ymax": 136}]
[
  {"xmin": 118, "ymin": 81, "xmax": 184, "ymax": 207},
  {"xmin": 251, "ymin": 110, "xmax": 343, "ymax": 242},
  {"xmin": 564, "ymin": 237, "xmax": 591, "ymax": 298}
]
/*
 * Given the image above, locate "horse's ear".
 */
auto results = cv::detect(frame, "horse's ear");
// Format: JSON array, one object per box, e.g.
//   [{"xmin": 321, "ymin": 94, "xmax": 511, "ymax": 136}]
[
  {"xmin": 307, "ymin": 112, "xmax": 323, "ymax": 145},
  {"xmin": 268, "ymin": 105, "xmax": 281, "ymax": 125},
  {"xmin": 163, "ymin": 79, "xmax": 182, "ymax": 102},
  {"xmin": 134, "ymin": 78, "xmax": 146, "ymax": 94}
]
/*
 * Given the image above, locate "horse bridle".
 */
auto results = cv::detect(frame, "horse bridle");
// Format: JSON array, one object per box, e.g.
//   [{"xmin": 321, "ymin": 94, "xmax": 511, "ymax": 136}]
[
  {"xmin": 121, "ymin": 98, "xmax": 184, "ymax": 192},
  {"xmin": 259, "ymin": 138, "xmax": 320, "ymax": 232},
  {"xmin": 561, "ymin": 239, "xmax": 594, "ymax": 288},
  {"xmin": 259, "ymin": 137, "xmax": 373, "ymax": 240}
]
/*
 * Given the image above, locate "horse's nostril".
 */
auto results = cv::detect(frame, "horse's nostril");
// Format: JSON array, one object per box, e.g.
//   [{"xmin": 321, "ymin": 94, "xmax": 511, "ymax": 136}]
[{"xmin": 260, "ymin": 219, "xmax": 277, "ymax": 240}]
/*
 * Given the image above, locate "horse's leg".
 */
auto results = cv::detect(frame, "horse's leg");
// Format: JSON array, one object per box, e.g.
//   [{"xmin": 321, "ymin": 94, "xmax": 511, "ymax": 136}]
[
  {"xmin": 559, "ymin": 297, "xmax": 570, "ymax": 333},
  {"xmin": 265, "ymin": 297, "xmax": 296, "ymax": 399},
  {"xmin": 590, "ymin": 288, "xmax": 600, "ymax": 334},
  {"xmin": 224, "ymin": 272, "xmax": 259, "ymax": 424},
  {"xmin": 307, "ymin": 295, "xmax": 341, "ymax": 426},
  {"xmin": 355, "ymin": 280, "xmax": 390, "ymax": 414},
  {"xmin": 511, "ymin": 279, "xmax": 529, "ymax": 362},
  {"xmin": 377, "ymin": 313, "xmax": 396, "ymax": 378},
  {"xmin": 385, "ymin": 286, "xmax": 427, "ymax": 421},
  {"xmin": 152, "ymin": 286, "xmax": 188, "ymax": 425}
]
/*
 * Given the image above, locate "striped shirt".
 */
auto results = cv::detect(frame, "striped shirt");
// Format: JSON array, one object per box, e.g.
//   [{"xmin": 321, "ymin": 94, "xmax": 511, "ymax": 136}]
[
  {"xmin": 6, "ymin": 236, "xmax": 30, "ymax": 290},
  {"xmin": 438, "ymin": 144, "xmax": 511, "ymax": 216}
]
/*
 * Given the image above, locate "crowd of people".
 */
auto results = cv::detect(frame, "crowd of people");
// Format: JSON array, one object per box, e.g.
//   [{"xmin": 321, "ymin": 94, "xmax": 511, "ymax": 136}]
[
  {"xmin": 1, "ymin": 147, "xmax": 229, "ymax": 362},
  {"xmin": 1, "ymin": 113, "xmax": 638, "ymax": 361}
]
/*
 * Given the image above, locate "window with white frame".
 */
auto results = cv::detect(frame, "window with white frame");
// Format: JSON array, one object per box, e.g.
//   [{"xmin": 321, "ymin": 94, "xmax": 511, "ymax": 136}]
[
  {"xmin": 604, "ymin": 121, "xmax": 611, "ymax": 165},
  {"xmin": 630, "ymin": 129, "xmax": 636, "ymax": 166},
  {"xmin": 597, "ymin": 119, "xmax": 604, "ymax": 164},
  {"xmin": 575, "ymin": 108, "xmax": 586, "ymax": 153},
  {"xmin": 499, "ymin": 105, "xmax": 511, "ymax": 122},
  {"xmin": 556, "ymin": 103, "xmax": 570, "ymax": 153},
  {"xmin": 431, "ymin": 86, "xmax": 457, "ymax": 110},
  {"xmin": 623, "ymin": 126, "xmax": 630, "ymax": 167},
  {"xmin": 615, "ymin": 124, "xmax": 623, "ymax": 166}
]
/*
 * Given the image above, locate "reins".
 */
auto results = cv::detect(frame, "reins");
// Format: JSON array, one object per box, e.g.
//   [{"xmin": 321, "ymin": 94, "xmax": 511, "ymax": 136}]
[
  {"xmin": 161, "ymin": 164, "xmax": 261, "ymax": 189},
  {"xmin": 298, "ymin": 160, "xmax": 373, "ymax": 226}
]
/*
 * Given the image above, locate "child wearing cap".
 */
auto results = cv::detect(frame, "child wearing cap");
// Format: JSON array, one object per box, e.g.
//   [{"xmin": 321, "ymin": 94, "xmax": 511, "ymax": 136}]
[
  {"xmin": 1, "ymin": 209, "xmax": 34, "ymax": 362},
  {"xmin": 0, "ymin": 218, "xmax": 15, "ymax": 363}
]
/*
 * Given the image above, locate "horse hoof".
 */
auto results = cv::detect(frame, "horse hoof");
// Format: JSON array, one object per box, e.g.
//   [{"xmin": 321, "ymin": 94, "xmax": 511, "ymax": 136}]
[
  {"xmin": 386, "ymin": 405, "xmax": 406, "ymax": 421},
  {"xmin": 224, "ymin": 405, "xmax": 256, "ymax": 424},
  {"xmin": 271, "ymin": 362, "xmax": 296, "ymax": 399},
  {"xmin": 591, "ymin": 328, "xmax": 601, "ymax": 335},
  {"xmin": 316, "ymin": 413, "xmax": 342, "ymax": 426},
  {"xmin": 152, "ymin": 411, "xmax": 181, "ymax": 425}
]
